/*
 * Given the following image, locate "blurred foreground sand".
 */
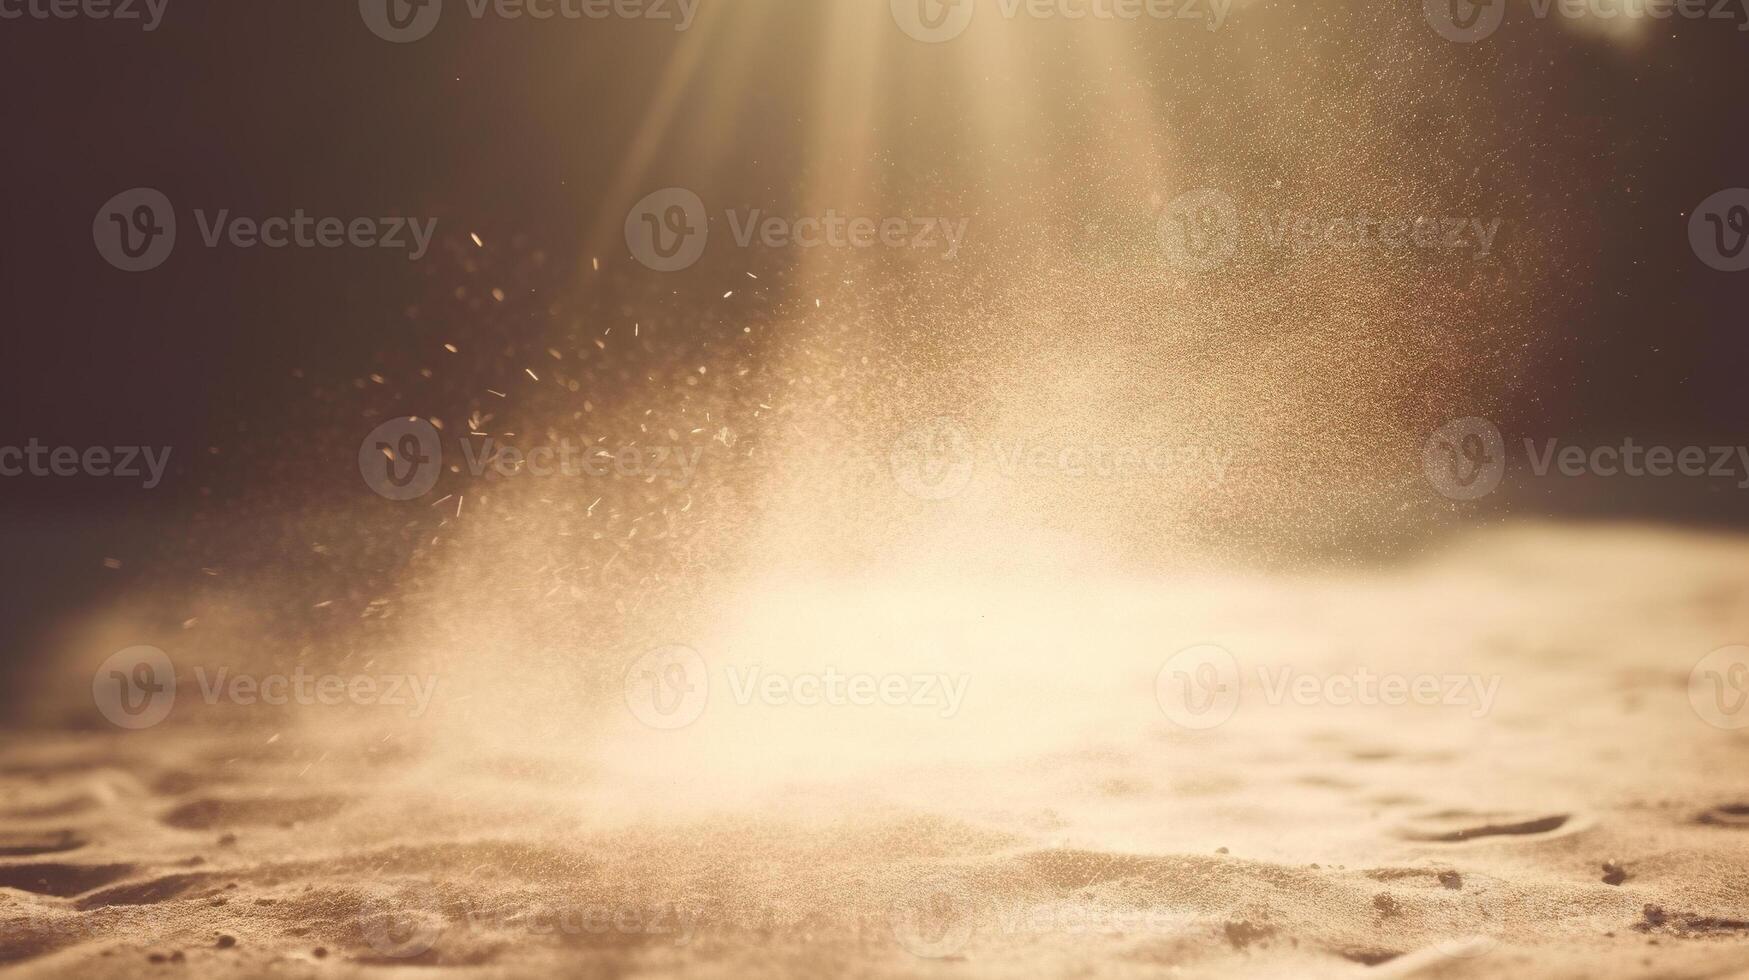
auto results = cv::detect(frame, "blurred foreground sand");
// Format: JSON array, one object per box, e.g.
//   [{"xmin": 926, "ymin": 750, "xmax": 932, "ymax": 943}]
[{"xmin": 3, "ymin": 522, "xmax": 1748, "ymax": 978}]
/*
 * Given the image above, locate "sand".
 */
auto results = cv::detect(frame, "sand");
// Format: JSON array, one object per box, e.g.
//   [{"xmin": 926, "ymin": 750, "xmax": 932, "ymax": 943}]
[{"xmin": 4, "ymin": 521, "xmax": 1749, "ymax": 977}]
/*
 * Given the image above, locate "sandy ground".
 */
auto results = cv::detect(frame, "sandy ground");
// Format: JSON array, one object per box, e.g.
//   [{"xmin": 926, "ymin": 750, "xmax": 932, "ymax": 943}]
[{"xmin": 3, "ymin": 522, "xmax": 1749, "ymax": 978}]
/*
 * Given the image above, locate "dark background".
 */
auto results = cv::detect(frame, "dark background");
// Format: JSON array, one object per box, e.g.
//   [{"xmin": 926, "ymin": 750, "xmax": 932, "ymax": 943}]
[{"xmin": 2, "ymin": 0, "xmax": 1747, "ymax": 685}]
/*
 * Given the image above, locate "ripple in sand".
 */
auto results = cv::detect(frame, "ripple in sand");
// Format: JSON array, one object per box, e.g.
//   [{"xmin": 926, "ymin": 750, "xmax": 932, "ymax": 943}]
[
  {"xmin": 1694, "ymin": 803, "xmax": 1749, "ymax": 828},
  {"xmin": 1392, "ymin": 810, "xmax": 1583, "ymax": 843},
  {"xmin": 159, "ymin": 794, "xmax": 352, "ymax": 830},
  {"xmin": 0, "ymin": 862, "xmax": 135, "ymax": 898},
  {"xmin": 0, "ymin": 829, "xmax": 86, "ymax": 856}
]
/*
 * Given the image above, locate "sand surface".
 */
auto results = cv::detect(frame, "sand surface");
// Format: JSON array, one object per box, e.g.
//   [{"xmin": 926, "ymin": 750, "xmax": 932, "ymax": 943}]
[{"xmin": 4, "ymin": 522, "xmax": 1749, "ymax": 977}]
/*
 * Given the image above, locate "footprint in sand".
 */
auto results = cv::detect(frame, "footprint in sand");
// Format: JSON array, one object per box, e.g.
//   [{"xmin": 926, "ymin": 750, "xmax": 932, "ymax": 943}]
[{"xmin": 1392, "ymin": 809, "xmax": 1584, "ymax": 843}]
